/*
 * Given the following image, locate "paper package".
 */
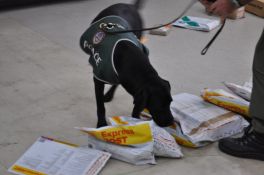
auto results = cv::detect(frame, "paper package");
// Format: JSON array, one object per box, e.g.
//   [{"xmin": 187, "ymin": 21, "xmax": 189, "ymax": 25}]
[
  {"xmin": 140, "ymin": 109, "xmax": 210, "ymax": 148},
  {"xmin": 170, "ymin": 93, "xmax": 249, "ymax": 144},
  {"xmin": 9, "ymin": 137, "xmax": 110, "ymax": 175},
  {"xmin": 223, "ymin": 81, "xmax": 252, "ymax": 101},
  {"xmin": 173, "ymin": 16, "xmax": 220, "ymax": 32},
  {"xmin": 201, "ymin": 88, "xmax": 250, "ymax": 117},
  {"xmin": 75, "ymin": 122, "xmax": 156, "ymax": 165},
  {"xmin": 86, "ymin": 135, "xmax": 155, "ymax": 165},
  {"xmin": 109, "ymin": 116, "xmax": 183, "ymax": 158}
]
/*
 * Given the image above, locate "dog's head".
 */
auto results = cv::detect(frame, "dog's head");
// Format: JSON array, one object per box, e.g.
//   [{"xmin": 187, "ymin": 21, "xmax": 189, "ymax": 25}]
[
  {"xmin": 91, "ymin": 1, "xmax": 145, "ymax": 39},
  {"xmin": 134, "ymin": 78, "xmax": 174, "ymax": 127}
]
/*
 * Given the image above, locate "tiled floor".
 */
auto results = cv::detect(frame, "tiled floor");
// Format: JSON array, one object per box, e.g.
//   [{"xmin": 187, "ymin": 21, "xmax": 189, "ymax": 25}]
[{"xmin": 0, "ymin": 0, "xmax": 263, "ymax": 174}]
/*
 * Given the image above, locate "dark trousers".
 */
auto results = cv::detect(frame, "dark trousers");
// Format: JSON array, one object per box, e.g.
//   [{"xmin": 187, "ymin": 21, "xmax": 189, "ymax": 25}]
[{"xmin": 250, "ymin": 28, "xmax": 264, "ymax": 134}]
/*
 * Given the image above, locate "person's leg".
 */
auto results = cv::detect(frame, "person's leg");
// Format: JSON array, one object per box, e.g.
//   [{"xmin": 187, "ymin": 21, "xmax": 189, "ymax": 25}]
[
  {"xmin": 251, "ymin": 28, "xmax": 264, "ymax": 134},
  {"xmin": 218, "ymin": 29, "xmax": 264, "ymax": 161}
]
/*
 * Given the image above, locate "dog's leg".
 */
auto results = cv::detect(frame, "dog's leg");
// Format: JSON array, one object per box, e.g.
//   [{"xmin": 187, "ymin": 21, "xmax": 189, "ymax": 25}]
[
  {"xmin": 94, "ymin": 77, "xmax": 107, "ymax": 128},
  {"xmin": 104, "ymin": 85, "xmax": 118, "ymax": 102},
  {"xmin": 132, "ymin": 105, "xmax": 141, "ymax": 119},
  {"xmin": 132, "ymin": 91, "xmax": 147, "ymax": 119}
]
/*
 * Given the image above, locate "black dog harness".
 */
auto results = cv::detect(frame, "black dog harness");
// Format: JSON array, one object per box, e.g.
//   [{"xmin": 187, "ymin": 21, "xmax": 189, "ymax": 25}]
[{"xmin": 80, "ymin": 16, "xmax": 149, "ymax": 84}]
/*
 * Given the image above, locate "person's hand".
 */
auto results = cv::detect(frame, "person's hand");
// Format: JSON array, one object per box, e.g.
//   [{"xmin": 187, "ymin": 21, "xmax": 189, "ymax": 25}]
[
  {"xmin": 199, "ymin": 0, "xmax": 213, "ymax": 9},
  {"xmin": 200, "ymin": 0, "xmax": 238, "ymax": 20}
]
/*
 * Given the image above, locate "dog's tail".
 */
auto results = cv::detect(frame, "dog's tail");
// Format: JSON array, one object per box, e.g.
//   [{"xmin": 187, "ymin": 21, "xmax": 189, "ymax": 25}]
[{"xmin": 133, "ymin": 0, "xmax": 145, "ymax": 10}]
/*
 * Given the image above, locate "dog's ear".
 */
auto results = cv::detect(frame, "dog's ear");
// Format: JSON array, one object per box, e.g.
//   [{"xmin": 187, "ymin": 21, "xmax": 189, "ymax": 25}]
[
  {"xmin": 134, "ymin": 0, "xmax": 146, "ymax": 10},
  {"xmin": 142, "ymin": 44, "xmax": 149, "ymax": 56},
  {"xmin": 146, "ymin": 79, "xmax": 172, "ymax": 109},
  {"xmin": 146, "ymin": 79, "xmax": 174, "ymax": 127},
  {"xmin": 160, "ymin": 79, "xmax": 172, "ymax": 102},
  {"xmin": 132, "ymin": 89, "xmax": 148, "ymax": 117}
]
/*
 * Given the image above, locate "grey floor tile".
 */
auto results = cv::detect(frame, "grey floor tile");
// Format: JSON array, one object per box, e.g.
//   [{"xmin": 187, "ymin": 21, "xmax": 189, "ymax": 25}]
[{"xmin": 0, "ymin": 0, "xmax": 263, "ymax": 175}]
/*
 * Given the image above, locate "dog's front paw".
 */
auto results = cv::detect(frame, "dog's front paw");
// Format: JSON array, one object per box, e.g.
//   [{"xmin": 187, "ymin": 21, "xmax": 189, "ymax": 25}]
[
  {"xmin": 132, "ymin": 115, "xmax": 140, "ymax": 119},
  {"xmin": 97, "ymin": 121, "xmax": 108, "ymax": 128}
]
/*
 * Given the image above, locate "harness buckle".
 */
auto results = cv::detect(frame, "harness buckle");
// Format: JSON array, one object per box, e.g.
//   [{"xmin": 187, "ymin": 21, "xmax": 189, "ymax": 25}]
[{"xmin": 99, "ymin": 22, "xmax": 125, "ymax": 31}]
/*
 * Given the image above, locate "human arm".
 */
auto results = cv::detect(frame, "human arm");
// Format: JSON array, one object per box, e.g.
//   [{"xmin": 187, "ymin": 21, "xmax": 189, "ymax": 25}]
[{"xmin": 199, "ymin": 0, "xmax": 253, "ymax": 18}]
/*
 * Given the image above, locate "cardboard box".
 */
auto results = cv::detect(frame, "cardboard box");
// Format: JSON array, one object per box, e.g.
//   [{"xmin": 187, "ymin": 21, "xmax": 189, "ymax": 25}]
[
  {"xmin": 246, "ymin": 0, "xmax": 264, "ymax": 17},
  {"xmin": 228, "ymin": 6, "xmax": 245, "ymax": 19}
]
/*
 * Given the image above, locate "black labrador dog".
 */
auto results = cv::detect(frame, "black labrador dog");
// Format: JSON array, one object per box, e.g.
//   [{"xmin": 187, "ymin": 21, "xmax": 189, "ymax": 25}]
[{"xmin": 80, "ymin": 0, "xmax": 174, "ymax": 128}]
